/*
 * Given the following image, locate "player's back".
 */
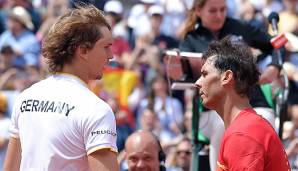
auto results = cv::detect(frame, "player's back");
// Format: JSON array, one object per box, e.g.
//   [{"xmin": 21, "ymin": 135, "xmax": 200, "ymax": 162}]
[{"xmin": 10, "ymin": 75, "xmax": 110, "ymax": 171}]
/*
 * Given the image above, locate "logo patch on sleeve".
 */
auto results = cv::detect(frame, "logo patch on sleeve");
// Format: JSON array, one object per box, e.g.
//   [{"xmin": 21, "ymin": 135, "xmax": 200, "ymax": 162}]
[{"xmin": 91, "ymin": 130, "xmax": 117, "ymax": 136}]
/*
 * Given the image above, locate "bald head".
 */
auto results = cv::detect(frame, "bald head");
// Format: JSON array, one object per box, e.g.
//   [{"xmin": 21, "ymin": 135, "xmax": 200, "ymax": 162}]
[
  {"xmin": 125, "ymin": 130, "xmax": 161, "ymax": 171},
  {"xmin": 125, "ymin": 130, "xmax": 159, "ymax": 148}
]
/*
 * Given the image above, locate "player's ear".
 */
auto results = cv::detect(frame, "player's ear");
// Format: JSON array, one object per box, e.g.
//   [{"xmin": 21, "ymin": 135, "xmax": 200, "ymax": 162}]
[
  {"xmin": 77, "ymin": 44, "xmax": 89, "ymax": 60},
  {"xmin": 222, "ymin": 70, "xmax": 233, "ymax": 85}
]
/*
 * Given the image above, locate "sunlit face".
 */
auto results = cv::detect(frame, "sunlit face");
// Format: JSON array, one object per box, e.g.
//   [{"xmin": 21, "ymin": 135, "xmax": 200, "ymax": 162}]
[
  {"xmin": 126, "ymin": 137, "xmax": 160, "ymax": 171},
  {"xmin": 86, "ymin": 26, "xmax": 113, "ymax": 80},
  {"xmin": 195, "ymin": 57, "xmax": 223, "ymax": 109},
  {"xmin": 195, "ymin": 0, "xmax": 227, "ymax": 33}
]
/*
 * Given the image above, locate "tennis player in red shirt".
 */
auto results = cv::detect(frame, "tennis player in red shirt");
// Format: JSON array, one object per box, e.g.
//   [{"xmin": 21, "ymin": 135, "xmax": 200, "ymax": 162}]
[{"xmin": 195, "ymin": 36, "xmax": 290, "ymax": 171}]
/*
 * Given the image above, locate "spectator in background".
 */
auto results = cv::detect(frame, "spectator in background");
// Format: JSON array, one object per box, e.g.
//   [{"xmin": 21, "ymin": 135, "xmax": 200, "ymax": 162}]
[
  {"xmin": 124, "ymin": 130, "xmax": 167, "ymax": 171},
  {"xmin": 138, "ymin": 108, "xmax": 180, "ymax": 148},
  {"xmin": 0, "ymin": 6, "xmax": 40, "ymax": 68},
  {"xmin": 167, "ymin": 137, "xmax": 192, "ymax": 171},
  {"xmin": 139, "ymin": 108, "xmax": 160, "ymax": 132},
  {"xmin": 137, "ymin": 76, "xmax": 183, "ymax": 145},
  {"xmin": 36, "ymin": 0, "xmax": 69, "ymax": 42},
  {"xmin": 148, "ymin": 4, "xmax": 179, "ymax": 50},
  {"xmin": 103, "ymin": 0, "xmax": 131, "ymax": 66},
  {"xmin": 158, "ymin": 0, "xmax": 192, "ymax": 39},
  {"xmin": 237, "ymin": 0, "xmax": 268, "ymax": 30},
  {"xmin": 0, "ymin": 45, "xmax": 14, "ymax": 72},
  {"xmin": 1, "ymin": 0, "xmax": 41, "ymax": 33},
  {"xmin": 127, "ymin": 0, "xmax": 158, "ymax": 48}
]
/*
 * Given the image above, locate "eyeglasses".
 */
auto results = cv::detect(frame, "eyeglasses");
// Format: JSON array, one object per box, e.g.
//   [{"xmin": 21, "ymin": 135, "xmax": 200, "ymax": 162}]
[{"xmin": 176, "ymin": 150, "xmax": 191, "ymax": 155}]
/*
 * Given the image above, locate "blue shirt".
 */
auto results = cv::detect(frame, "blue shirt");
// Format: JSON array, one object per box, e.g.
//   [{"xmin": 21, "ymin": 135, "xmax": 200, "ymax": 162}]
[{"xmin": 0, "ymin": 30, "xmax": 40, "ymax": 67}]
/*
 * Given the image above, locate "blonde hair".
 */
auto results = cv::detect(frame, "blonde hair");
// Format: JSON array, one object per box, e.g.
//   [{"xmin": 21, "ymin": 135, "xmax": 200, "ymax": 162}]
[
  {"xmin": 180, "ymin": 0, "xmax": 208, "ymax": 38},
  {"xmin": 42, "ymin": 5, "xmax": 111, "ymax": 74}
]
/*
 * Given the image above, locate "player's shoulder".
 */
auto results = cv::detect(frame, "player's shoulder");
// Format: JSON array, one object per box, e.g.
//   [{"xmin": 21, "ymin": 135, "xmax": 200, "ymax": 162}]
[
  {"xmin": 18, "ymin": 77, "xmax": 50, "ymax": 97},
  {"xmin": 84, "ymin": 93, "xmax": 112, "ymax": 112}
]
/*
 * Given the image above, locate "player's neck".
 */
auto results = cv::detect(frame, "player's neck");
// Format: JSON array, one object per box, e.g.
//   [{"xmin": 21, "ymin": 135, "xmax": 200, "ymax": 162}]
[
  {"xmin": 221, "ymin": 94, "xmax": 251, "ymax": 128},
  {"xmin": 61, "ymin": 64, "xmax": 88, "ymax": 84}
]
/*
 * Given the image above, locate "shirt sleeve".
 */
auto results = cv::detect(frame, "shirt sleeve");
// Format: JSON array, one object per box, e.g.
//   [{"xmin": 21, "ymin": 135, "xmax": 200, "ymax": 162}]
[
  {"xmin": 82, "ymin": 102, "xmax": 118, "ymax": 155},
  {"xmin": 221, "ymin": 133, "xmax": 265, "ymax": 171},
  {"xmin": 9, "ymin": 95, "xmax": 22, "ymax": 138}
]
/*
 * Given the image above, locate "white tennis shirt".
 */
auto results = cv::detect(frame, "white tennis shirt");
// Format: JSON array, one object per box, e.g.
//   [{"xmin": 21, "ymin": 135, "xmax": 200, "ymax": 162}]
[{"xmin": 9, "ymin": 74, "xmax": 117, "ymax": 171}]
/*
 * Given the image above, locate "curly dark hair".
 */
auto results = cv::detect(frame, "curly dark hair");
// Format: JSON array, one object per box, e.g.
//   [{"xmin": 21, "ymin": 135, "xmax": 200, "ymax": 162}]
[
  {"xmin": 42, "ymin": 5, "xmax": 111, "ymax": 74},
  {"xmin": 202, "ymin": 35, "xmax": 260, "ymax": 97}
]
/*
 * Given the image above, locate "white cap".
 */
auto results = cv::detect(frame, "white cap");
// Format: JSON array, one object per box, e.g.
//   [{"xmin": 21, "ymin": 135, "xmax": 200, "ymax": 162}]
[
  {"xmin": 148, "ymin": 5, "xmax": 164, "ymax": 16},
  {"xmin": 104, "ymin": 0, "xmax": 124, "ymax": 14},
  {"xmin": 127, "ymin": 4, "xmax": 145, "ymax": 28},
  {"xmin": 9, "ymin": 6, "xmax": 34, "ymax": 30},
  {"xmin": 140, "ymin": 0, "xmax": 158, "ymax": 4}
]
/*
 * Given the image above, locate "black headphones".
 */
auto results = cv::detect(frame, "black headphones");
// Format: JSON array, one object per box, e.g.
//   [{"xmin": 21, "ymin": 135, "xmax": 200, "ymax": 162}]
[
  {"xmin": 152, "ymin": 133, "xmax": 166, "ymax": 171},
  {"xmin": 124, "ymin": 132, "xmax": 167, "ymax": 171},
  {"xmin": 157, "ymin": 139, "xmax": 166, "ymax": 163}
]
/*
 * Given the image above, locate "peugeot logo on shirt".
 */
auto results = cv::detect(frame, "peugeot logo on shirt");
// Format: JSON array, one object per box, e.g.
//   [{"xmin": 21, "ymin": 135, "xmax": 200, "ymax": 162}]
[{"xmin": 91, "ymin": 130, "xmax": 117, "ymax": 137}]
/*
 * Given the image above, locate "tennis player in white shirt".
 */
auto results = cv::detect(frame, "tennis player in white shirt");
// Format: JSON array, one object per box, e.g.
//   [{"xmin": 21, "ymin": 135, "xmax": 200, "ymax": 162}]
[{"xmin": 4, "ymin": 5, "xmax": 119, "ymax": 171}]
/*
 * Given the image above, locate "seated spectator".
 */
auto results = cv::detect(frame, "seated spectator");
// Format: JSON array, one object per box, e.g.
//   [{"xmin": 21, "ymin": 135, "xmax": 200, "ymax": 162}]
[
  {"xmin": 0, "ymin": 6, "xmax": 40, "ymax": 68},
  {"xmin": 36, "ymin": 0, "xmax": 69, "ymax": 42},
  {"xmin": 123, "ymin": 130, "xmax": 167, "ymax": 171},
  {"xmin": 104, "ymin": 0, "xmax": 131, "ymax": 65},
  {"xmin": 166, "ymin": 137, "xmax": 192, "ymax": 171},
  {"xmin": 146, "ymin": 5, "xmax": 179, "ymax": 50},
  {"xmin": 0, "ymin": 45, "xmax": 14, "ymax": 72},
  {"xmin": 137, "ymin": 76, "xmax": 184, "ymax": 144}
]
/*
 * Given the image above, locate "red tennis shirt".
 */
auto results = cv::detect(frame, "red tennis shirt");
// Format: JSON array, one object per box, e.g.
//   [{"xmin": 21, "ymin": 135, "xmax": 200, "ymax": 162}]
[{"xmin": 217, "ymin": 108, "xmax": 290, "ymax": 171}]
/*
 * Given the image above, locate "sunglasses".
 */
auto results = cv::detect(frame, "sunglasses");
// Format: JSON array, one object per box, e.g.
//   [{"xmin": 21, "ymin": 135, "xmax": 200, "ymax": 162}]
[{"xmin": 176, "ymin": 150, "xmax": 192, "ymax": 155}]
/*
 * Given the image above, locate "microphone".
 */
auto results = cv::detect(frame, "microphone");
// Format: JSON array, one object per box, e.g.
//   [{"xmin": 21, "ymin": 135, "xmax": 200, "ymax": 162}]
[
  {"xmin": 268, "ymin": 11, "xmax": 287, "ymax": 49},
  {"xmin": 268, "ymin": 12, "xmax": 279, "ymax": 35},
  {"xmin": 268, "ymin": 12, "xmax": 289, "ymax": 140}
]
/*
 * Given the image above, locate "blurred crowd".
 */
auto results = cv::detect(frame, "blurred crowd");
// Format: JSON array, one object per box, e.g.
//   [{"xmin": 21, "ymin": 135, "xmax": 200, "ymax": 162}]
[{"xmin": 1, "ymin": 0, "xmax": 298, "ymax": 170}]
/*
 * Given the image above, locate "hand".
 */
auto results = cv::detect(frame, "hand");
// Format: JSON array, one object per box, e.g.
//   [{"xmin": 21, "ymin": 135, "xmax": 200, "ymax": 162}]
[{"xmin": 286, "ymin": 138, "xmax": 298, "ymax": 157}]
